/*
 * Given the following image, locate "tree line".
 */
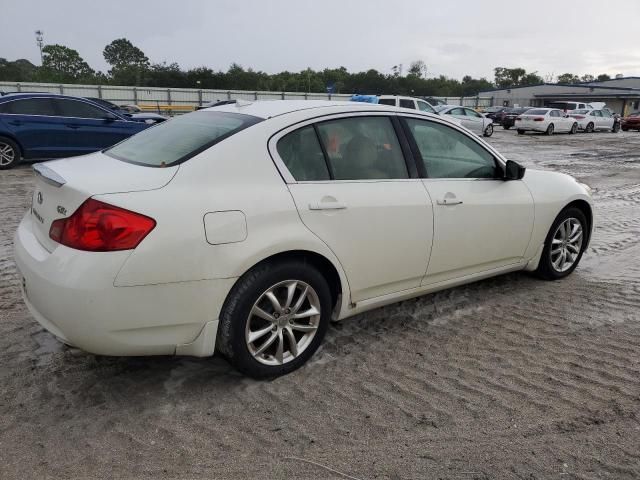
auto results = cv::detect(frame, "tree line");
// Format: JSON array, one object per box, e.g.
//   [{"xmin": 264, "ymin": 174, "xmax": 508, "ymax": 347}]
[{"xmin": 0, "ymin": 38, "xmax": 616, "ymax": 96}]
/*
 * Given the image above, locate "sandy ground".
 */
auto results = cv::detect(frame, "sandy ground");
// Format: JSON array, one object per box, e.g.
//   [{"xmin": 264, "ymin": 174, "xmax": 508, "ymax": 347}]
[{"xmin": 1, "ymin": 128, "xmax": 640, "ymax": 480}]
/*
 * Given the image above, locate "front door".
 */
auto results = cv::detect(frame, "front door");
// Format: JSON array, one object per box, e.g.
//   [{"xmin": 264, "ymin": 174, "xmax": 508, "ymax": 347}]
[
  {"xmin": 272, "ymin": 114, "xmax": 434, "ymax": 302},
  {"xmin": 401, "ymin": 116, "xmax": 535, "ymax": 284}
]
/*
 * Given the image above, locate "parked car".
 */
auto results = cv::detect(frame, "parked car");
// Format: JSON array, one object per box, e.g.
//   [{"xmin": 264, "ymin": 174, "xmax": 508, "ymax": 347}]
[
  {"xmin": 546, "ymin": 101, "xmax": 591, "ymax": 112},
  {"xmin": 435, "ymin": 105, "xmax": 494, "ymax": 136},
  {"xmin": 0, "ymin": 93, "xmax": 150, "ymax": 169},
  {"xmin": 13, "ymin": 100, "xmax": 593, "ymax": 378},
  {"xmin": 501, "ymin": 107, "xmax": 534, "ymax": 130},
  {"xmin": 376, "ymin": 95, "xmax": 437, "ymax": 113},
  {"xmin": 515, "ymin": 108, "xmax": 578, "ymax": 135},
  {"xmin": 621, "ymin": 112, "xmax": 640, "ymax": 131},
  {"xmin": 483, "ymin": 106, "xmax": 508, "ymax": 125},
  {"xmin": 85, "ymin": 98, "xmax": 168, "ymax": 124},
  {"xmin": 568, "ymin": 109, "xmax": 620, "ymax": 133}
]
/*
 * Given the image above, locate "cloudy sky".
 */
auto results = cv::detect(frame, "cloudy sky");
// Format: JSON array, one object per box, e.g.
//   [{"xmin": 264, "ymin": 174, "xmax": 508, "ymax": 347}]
[{"xmin": 3, "ymin": 0, "xmax": 640, "ymax": 81}]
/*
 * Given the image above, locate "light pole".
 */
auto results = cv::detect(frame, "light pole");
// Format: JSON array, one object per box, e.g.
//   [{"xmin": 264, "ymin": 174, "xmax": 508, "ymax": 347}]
[{"xmin": 35, "ymin": 30, "xmax": 44, "ymax": 64}]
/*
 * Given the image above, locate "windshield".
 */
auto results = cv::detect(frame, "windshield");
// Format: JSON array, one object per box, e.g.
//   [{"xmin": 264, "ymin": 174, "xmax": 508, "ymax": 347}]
[{"xmin": 105, "ymin": 111, "xmax": 262, "ymax": 167}]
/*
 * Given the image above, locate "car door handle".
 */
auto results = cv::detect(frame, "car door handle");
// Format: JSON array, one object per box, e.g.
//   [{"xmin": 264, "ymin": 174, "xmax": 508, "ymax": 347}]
[
  {"xmin": 436, "ymin": 198, "xmax": 463, "ymax": 206},
  {"xmin": 309, "ymin": 202, "xmax": 347, "ymax": 210}
]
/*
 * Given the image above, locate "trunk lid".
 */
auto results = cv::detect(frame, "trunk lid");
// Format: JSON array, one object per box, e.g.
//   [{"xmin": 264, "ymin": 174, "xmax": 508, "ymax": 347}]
[{"xmin": 30, "ymin": 151, "xmax": 178, "ymax": 252}]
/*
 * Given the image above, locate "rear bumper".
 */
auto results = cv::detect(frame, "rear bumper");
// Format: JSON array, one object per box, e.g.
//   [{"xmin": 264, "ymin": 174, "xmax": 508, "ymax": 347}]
[
  {"xmin": 515, "ymin": 124, "xmax": 547, "ymax": 132},
  {"xmin": 14, "ymin": 213, "xmax": 235, "ymax": 357}
]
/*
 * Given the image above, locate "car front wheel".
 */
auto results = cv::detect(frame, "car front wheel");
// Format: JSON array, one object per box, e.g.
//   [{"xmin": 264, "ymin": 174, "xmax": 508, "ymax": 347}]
[
  {"xmin": 483, "ymin": 124, "xmax": 494, "ymax": 137},
  {"xmin": 535, "ymin": 207, "xmax": 588, "ymax": 280},
  {"xmin": 545, "ymin": 124, "xmax": 554, "ymax": 135},
  {"xmin": 570, "ymin": 123, "xmax": 578, "ymax": 134},
  {"xmin": 216, "ymin": 260, "xmax": 332, "ymax": 378},
  {"xmin": 586, "ymin": 122, "xmax": 594, "ymax": 133},
  {"xmin": 0, "ymin": 136, "xmax": 21, "ymax": 170}
]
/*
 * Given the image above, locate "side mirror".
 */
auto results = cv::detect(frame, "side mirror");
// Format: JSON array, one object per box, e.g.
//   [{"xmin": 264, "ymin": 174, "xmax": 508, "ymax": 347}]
[{"xmin": 505, "ymin": 160, "xmax": 526, "ymax": 180}]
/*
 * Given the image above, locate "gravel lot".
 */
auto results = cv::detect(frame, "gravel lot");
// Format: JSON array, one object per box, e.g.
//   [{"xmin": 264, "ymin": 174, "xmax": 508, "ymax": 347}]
[{"xmin": 1, "ymin": 128, "xmax": 639, "ymax": 480}]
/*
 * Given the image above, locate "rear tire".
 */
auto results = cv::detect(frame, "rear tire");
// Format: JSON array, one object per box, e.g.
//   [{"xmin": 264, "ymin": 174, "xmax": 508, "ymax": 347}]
[
  {"xmin": 535, "ymin": 207, "xmax": 588, "ymax": 281},
  {"xmin": 503, "ymin": 125, "xmax": 511, "ymax": 130},
  {"xmin": 586, "ymin": 122, "xmax": 594, "ymax": 133},
  {"xmin": 622, "ymin": 127, "xmax": 629, "ymax": 131},
  {"xmin": 517, "ymin": 129, "xmax": 525, "ymax": 135},
  {"xmin": 570, "ymin": 123, "xmax": 578, "ymax": 134},
  {"xmin": 546, "ymin": 123, "xmax": 554, "ymax": 135},
  {"xmin": 0, "ymin": 136, "xmax": 21, "ymax": 170},
  {"xmin": 216, "ymin": 260, "xmax": 332, "ymax": 379}
]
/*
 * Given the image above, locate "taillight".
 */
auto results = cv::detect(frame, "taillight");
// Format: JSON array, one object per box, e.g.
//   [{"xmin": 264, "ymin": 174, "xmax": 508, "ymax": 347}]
[
  {"xmin": 515, "ymin": 117, "xmax": 521, "ymax": 121},
  {"xmin": 49, "ymin": 199, "xmax": 156, "ymax": 252},
  {"xmin": 533, "ymin": 117, "xmax": 545, "ymax": 121}
]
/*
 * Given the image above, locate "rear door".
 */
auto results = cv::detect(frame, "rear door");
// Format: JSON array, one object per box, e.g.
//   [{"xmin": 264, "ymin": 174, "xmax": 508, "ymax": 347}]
[
  {"xmin": 401, "ymin": 116, "xmax": 534, "ymax": 284},
  {"xmin": 599, "ymin": 109, "xmax": 614, "ymax": 130},
  {"xmin": 51, "ymin": 98, "xmax": 144, "ymax": 155},
  {"xmin": 270, "ymin": 113, "xmax": 434, "ymax": 302},
  {"xmin": 446, "ymin": 107, "xmax": 471, "ymax": 129},
  {"xmin": 463, "ymin": 108, "xmax": 485, "ymax": 134},
  {"xmin": 0, "ymin": 97, "xmax": 68, "ymax": 158}
]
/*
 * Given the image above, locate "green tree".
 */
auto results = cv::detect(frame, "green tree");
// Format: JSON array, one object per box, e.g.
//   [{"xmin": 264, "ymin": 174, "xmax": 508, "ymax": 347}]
[
  {"xmin": 556, "ymin": 73, "xmax": 580, "ymax": 84},
  {"xmin": 39, "ymin": 44, "xmax": 95, "ymax": 82},
  {"xmin": 103, "ymin": 38, "xmax": 149, "ymax": 85},
  {"xmin": 494, "ymin": 67, "xmax": 525, "ymax": 88},
  {"xmin": 597, "ymin": 73, "xmax": 611, "ymax": 82},
  {"xmin": 581, "ymin": 74, "xmax": 595, "ymax": 83},
  {"xmin": 0, "ymin": 58, "xmax": 38, "ymax": 82},
  {"xmin": 408, "ymin": 60, "xmax": 427, "ymax": 78}
]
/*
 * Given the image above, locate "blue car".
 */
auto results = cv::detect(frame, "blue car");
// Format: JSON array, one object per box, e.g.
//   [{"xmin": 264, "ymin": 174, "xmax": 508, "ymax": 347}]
[{"xmin": 0, "ymin": 93, "xmax": 150, "ymax": 169}]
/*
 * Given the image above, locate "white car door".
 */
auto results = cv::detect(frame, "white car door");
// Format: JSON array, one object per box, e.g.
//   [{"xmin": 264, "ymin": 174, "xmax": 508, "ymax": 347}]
[
  {"xmin": 446, "ymin": 107, "xmax": 472, "ymax": 130},
  {"xmin": 600, "ymin": 110, "xmax": 614, "ymax": 130},
  {"xmin": 273, "ymin": 113, "xmax": 434, "ymax": 302},
  {"xmin": 401, "ymin": 116, "xmax": 534, "ymax": 284},
  {"xmin": 463, "ymin": 108, "xmax": 486, "ymax": 134}
]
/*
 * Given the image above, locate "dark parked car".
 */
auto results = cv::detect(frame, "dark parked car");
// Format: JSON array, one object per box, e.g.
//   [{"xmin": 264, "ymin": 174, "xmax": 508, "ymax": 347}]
[
  {"xmin": 0, "ymin": 93, "xmax": 150, "ymax": 169},
  {"xmin": 501, "ymin": 107, "xmax": 535, "ymax": 129},
  {"xmin": 482, "ymin": 106, "xmax": 508, "ymax": 124},
  {"xmin": 85, "ymin": 98, "xmax": 168, "ymax": 124},
  {"xmin": 621, "ymin": 112, "xmax": 640, "ymax": 131}
]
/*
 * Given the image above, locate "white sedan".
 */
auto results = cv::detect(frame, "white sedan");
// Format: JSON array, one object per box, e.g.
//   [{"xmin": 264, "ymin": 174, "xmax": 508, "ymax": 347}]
[
  {"xmin": 568, "ymin": 109, "xmax": 620, "ymax": 133},
  {"xmin": 515, "ymin": 108, "xmax": 579, "ymax": 135},
  {"xmin": 435, "ymin": 105, "xmax": 494, "ymax": 137},
  {"xmin": 14, "ymin": 101, "xmax": 593, "ymax": 378}
]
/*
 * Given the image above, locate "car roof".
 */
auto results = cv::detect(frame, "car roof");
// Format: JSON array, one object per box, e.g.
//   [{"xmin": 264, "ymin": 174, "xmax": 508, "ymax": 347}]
[
  {"xmin": 205, "ymin": 99, "xmax": 402, "ymax": 119},
  {"xmin": 0, "ymin": 92, "xmax": 101, "ymax": 103}
]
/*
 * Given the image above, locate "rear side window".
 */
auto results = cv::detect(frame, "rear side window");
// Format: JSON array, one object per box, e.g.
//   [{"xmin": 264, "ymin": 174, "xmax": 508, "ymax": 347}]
[
  {"xmin": 0, "ymin": 98, "xmax": 55, "ymax": 115},
  {"xmin": 276, "ymin": 126, "xmax": 330, "ymax": 181},
  {"xmin": 315, "ymin": 116, "xmax": 408, "ymax": 180},
  {"xmin": 53, "ymin": 99, "xmax": 112, "ymax": 119},
  {"xmin": 106, "ymin": 111, "xmax": 262, "ymax": 167},
  {"xmin": 378, "ymin": 98, "xmax": 396, "ymax": 106},
  {"xmin": 405, "ymin": 118, "xmax": 497, "ymax": 179},
  {"xmin": 399, "ymin": 99, "xmax": 415, "ymax": 109}
]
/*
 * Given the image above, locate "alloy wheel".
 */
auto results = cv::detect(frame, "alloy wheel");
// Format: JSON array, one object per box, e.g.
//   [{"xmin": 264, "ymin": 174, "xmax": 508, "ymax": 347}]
[
  {"xmin": 245, "ymin": 280, "xmax": 321, "ymax": 366},
  {"xmin": 550, "ymin": 218, "xmax": 583, "ymax": 273},
  {"xmin": 0, "ymin": 143, "xmax": 15, "ymax": 167}
]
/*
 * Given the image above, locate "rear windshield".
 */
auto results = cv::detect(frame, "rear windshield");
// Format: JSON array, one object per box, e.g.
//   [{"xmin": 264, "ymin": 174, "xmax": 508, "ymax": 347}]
[
  {"xmin": 524, "ymin": 109, "xmax": 548, "ymax": 115},
  {"xmin": 105, "ymin": 111, "xmax": 262, "ymax": 167},
  {"xmin": 485, "ymin": 107, "xmax": 503, "ymax": 113}
]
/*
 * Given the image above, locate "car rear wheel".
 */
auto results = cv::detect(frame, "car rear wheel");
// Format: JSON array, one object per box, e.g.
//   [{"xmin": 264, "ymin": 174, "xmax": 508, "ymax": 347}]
[
  {"xmin": 503, "ymin": 124, "xmax": 511, "ymax": 130},
  {"xmin": 0, "ymin": 137, "xmax": 21, "ymax": 170},
  {"xmin": 517, "ymin": 129, "xmax": 525, "ymax": 135},
  {"xmin": 586, "ymin": 122, "xmax": 594, "ymax": 133},
  {"xmin": 535, "ymin": 207, "xmax": 588, "ymax": 280},
  {"xmin": 216, "ymin": 260, "xmax": 332, "ymax": 378},
  {"xmin": 546, "ymin": 124, "xmax": 554, "ymax": 135},
  {"xmin": 483, "ymin": 124, "xmax": 494, "ymax": 137},
  {"xmin": 570, "ymin": 123, "xmax": 578, "ymax": 134}
]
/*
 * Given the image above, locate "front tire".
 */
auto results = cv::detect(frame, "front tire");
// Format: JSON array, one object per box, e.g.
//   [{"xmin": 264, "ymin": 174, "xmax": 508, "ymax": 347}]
[
  {"xmin": 0, "ymin": 137, "xmax": 21, "ymax": 170},
  {"xmin": 546, "ymin": 123, "xmax": 554, "ymax": 135},
  {"xmin": 216, "ymin": 260, "xmax": 332, "ymax": 378},
  {"xmin": 535, "ymin": 207, "xmax": 588, "ymax": 280},
  {"xmin": 483, "ymin": 124, "xmax": 494, "ymax": 137},
  {"xmin": 586, "ymin": 122, "xmax": 594, "ymax": 133},
  {"xmin": 570, "ymin": 122, "xmax": 578, "ymax": 134}
]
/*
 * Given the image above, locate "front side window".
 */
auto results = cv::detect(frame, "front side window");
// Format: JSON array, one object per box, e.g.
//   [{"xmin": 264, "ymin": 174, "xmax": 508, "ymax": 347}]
[
  {"xmin": 106, "ymin": 111, "xmax": 261, "ymax": 167},
  {"xmin": 0, "ymin": 98, "xmax": 56, "ymax": 116},
  {"xmin": 315, "ymin": 116, "xmax": 408, "ymax": 180},
  {"xmin": 550, "ymin": 110, "xmax": 560, "ymax": 117},
  {"xmin": 464, "ymin": 109, "xmax": 481, "ymax": 118},
  {"xmin": 277, "ymin": 126, "xmax": 329, "ymax": 181},
  {"xmin": 404, "ymin": 118, "xmax": 498, "ymax": 179},
  {"xmin": 53, "ymin": 99, "xmax": 113, "ymax": 119},
  {"xmin": 601, "ymin": 110, "xmax": 612, "ymax": 117},
  {"xmin": 399, "ymin": 99, "xmax": 415, "ymax": 109}
]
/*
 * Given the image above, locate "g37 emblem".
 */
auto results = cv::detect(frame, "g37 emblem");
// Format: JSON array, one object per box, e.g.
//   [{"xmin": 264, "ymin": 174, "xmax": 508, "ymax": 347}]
[
  {"xmin": 57, "ymin": 206, "xmax": 67, "ymax": 215},
  {"xmin": 37, "ymin": 192, "xmax": 43, "ymax": 204}
]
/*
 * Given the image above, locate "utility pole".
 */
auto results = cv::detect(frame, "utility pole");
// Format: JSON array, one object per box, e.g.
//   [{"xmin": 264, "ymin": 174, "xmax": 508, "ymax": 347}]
[{"xmin": 35, "ymin": 30, "xmax": 44, "ymax": 64}]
